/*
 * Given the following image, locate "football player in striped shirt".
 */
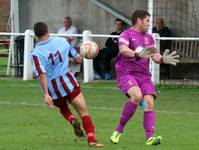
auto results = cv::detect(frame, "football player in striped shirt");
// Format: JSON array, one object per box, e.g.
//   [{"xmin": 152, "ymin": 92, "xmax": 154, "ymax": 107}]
[{"xmin": 31, "ymin": 22, "xmax": 104, "ymax": 147}]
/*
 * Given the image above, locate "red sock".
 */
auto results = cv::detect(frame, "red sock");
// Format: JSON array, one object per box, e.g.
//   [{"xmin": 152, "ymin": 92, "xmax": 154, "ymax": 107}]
[
  {"xmin": 60, "ymin": 106, "xmax": 75, "ymax": 124},
  {"xmin": 81, "ymin": 115, "xmax": 96, "ymax": 143}
]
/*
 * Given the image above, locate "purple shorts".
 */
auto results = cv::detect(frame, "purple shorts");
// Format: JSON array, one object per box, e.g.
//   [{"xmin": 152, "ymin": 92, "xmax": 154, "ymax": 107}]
[{"xmin": 116, "ymin": 72, "xmax": 156, "ymax": 98}]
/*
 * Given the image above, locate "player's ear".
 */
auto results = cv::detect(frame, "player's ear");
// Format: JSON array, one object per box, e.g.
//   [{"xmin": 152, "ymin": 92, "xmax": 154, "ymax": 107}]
[{"xmin": 137, "ymin": 18, "xmax": 142, "ymax": 24}]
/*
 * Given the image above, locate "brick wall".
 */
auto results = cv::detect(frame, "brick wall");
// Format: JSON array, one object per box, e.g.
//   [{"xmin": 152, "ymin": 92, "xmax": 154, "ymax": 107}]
[{"xmin": 0, "ymin": 0, "xmax": 10, "ymax": 32}]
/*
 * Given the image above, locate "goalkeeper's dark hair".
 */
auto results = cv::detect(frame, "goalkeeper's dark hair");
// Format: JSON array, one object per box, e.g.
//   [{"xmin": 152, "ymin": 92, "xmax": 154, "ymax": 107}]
[
  {"xmin": 132, "ymin": 10, "xmax": 150, "ymax": 25},
  {"xmin": 34, "ymin": 22, "xmax": 48, "ymax": 38}
]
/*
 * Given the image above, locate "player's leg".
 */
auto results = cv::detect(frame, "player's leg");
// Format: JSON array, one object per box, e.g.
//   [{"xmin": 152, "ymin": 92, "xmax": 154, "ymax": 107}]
[
  {"xmin": 53, "ymin": 97, "xmax": 75, "ymax": 124},
  {"xmin": 101, "ymin": 47, "xmax": 118, "ymax": 80},
  {"xmin": 102, "ymin": 48, "xmax": 112, "ymax": 79},
  {"xmin": 53, "ymin": 97, "xmax": 84, "ymax": 137},
  {"xmin": 93, "ymin": 49, "xmax": 103, "ymax": 80},
  {"xmin": 110, "ymin": 75, "xmax": 142, "ymax": 144},
  {"xmin": 70, "ymin": 91, "xmax": 104, "ymax": 147},
  {"xmin": 143, "ymin": 95, "xmax": 155, "ymax": 139},
  {"xmin": 140, "ymin": 81, "xmax": 162, "ymax": 145},
  {"xmin": 116, "ymin": 87, "xmax": 142, "ymax": 132},
  {"xmin": 143, "ymin": 95, "xmax": 162, "ymax": 145}
]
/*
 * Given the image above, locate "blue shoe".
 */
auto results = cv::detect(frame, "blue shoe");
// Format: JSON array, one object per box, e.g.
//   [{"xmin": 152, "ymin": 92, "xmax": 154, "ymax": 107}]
[
  {"xmin": 94, "ymin": 73, "xmax": 101, "ymax": 80},
  {"xmin": 104, "ymin": 73, "xmax": 112, "ymax": 80}
]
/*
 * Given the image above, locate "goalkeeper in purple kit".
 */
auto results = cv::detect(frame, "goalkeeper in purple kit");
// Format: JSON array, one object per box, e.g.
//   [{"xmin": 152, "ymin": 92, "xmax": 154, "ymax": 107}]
[{"xmin": 110, "ymin": 10, "xmax": 179, "ymax": 145}]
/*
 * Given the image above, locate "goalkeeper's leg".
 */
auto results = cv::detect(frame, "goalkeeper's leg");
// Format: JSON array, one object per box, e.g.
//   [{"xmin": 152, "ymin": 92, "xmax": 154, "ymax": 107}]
[
  {"xmin": 110, "ymin": 99, "xmax": 138, "ymax": 144},
  {"xmin": 143, "ymin": 95, "xmax": 162, "ymax": 145},
  {"xmin": 146, "ymin": 136, "xmax": 162, "ymax": 145},
  {"xmin": 110, "ymin": 77, "xmax": 142, "ymax": 144}
]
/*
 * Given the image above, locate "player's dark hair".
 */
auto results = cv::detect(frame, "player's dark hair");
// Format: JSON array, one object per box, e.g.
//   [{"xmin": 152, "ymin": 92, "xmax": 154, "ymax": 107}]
[
  {"xmin": 132, "ymin": 10, "xmax": 150, "ymax": 25},
  {"xmin": 33, "ymin": 22, "xmax": 48, "ymax": 38}
]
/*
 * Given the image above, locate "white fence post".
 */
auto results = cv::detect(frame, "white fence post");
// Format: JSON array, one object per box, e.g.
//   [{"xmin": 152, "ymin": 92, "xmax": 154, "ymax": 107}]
[
  {"xmin": 6, "ymin": 35, "xmax": 15, "ymax": 76},
  {"xmin": 23, "ymin": 29, "xmax": 34, "ymax": 80},
  {"xmin": 150, "ymin": 33, "xmax": 160, "ymax": 84},
  {"xmin": 82, "ymin": 30, "xmax": 93, "ymax": 83}
]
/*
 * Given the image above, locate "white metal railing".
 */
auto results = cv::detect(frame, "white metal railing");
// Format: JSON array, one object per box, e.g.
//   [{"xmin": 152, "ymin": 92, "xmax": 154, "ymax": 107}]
[
  {"xmin": 23, "ymin": 30, "xmax": 34, "ymax": 80},
  {"xmin": 157, "ymin": 37, "xmax": 199, "ymax": 41},
  {"xmin": 0, "ymin": 33, "xmax": 25, "ymax": 36},
  {"xmin": 152, "ymin": 33, "xmax": 160, "ymax": 84},
  {"xmin": 0, "ymin": 30, "xmax": 122, "ymax": 82},
  {"xmin": 1, "ymin": 30, "xmax": 198, "ymax": 84},
  {"xmin": 0, "ymin": 30, "xmax": 159, "ymax": 83}
]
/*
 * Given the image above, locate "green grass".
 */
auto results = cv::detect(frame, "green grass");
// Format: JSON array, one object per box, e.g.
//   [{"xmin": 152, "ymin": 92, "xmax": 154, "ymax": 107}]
[
  {"xmin": 0, "ymin": 57, "xmax": 8, "ymax": 76},
  {"xmin": 0, "ymin": 46, "xmax": 6, "ymax": 50},
  {"xmin": 0, "ymin": 79, "xmax": 199, "ymax": 150},
  {"xmin": 0, "ymin": 45, "xmax": 8, "ymax": 76}
]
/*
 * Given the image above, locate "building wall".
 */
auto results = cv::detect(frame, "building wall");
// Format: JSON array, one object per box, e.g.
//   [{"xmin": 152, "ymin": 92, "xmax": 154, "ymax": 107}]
[
  {"xmin": 19, "ymin": 0, "xmax": 147, "ymax": 48},
  {"xmin": 19, "ymin": 0, "xmax": 199, "ymax": 38},
  {"xmin": 1, "ymin": 0, "xmax": 198, "ymax": 79},
  {"xmin": 3, "ymin": 0, "xmax": 199, "ymax": 37},
  {"xmin": 100, "ymin": 0, "xmax": 147, "ymax": 19},
  {"xmin": 0, "ymin": 0, "xmax": 10, "ymax": 32},
  {"xmin": 153, "ymin": 0, "xmax": 199, "ymax": 37}
]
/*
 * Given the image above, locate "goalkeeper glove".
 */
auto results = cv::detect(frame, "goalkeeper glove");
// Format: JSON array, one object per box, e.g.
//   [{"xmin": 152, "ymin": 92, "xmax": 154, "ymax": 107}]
[
  {"xmin": 161, "ymin": 49, "xmax": 180, "ymax": 66},
  {"xmin": 135, "ymin": 46, "xmax": 157, "ymax": 59}
]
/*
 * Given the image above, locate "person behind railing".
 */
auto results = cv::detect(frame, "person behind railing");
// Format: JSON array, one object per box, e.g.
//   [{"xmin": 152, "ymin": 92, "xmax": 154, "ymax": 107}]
[
  {"xmin": 57, "ymin": 16, "xmax": 78, "ymax": 47},
  {"xmin": 93, "ymin": 18, "xmax": 126, "ymax": 80},
  {"xmin": 153, "ymin": 17, "xmax": 171, "ymax": 79},
  {"xmin": 57, "ymin": 16, "xmax": 80, "ymax": 76}
]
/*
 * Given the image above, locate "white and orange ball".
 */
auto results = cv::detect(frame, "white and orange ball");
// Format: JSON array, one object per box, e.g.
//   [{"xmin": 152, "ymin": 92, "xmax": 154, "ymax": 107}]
[{"xmin": 80, "ymin": 41, "xmax": 99, "ymax": 59}]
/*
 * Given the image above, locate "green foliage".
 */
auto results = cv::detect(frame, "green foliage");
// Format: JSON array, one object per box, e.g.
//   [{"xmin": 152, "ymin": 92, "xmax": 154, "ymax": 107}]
[{"xmin": 0, "ymin": 79, "xmax": 199, "ymax": 150}]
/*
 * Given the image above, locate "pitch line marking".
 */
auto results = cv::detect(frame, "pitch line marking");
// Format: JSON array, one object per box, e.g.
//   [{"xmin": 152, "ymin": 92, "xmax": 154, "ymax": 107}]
[
  {"xmin": 0, "ymin": 101, "xmax": 198, "ymax": 116},
  {"xmin": 7, "ymin": 84, "xmax": 119, "ymax": 90}
]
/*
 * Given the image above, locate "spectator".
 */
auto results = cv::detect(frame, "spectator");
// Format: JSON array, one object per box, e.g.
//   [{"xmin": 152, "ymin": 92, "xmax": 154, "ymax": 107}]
[
  {"xmin": 57, "ymin": 16, "xmax": 80, "ymax": 76},
  {"xmin": 57, "ymin": 16, "xmax": 78, "ymax": 47},
  {"xmin": 93, "ymin": 18, "xmax": 125, "ymax": 80},
  {"xmin": 153, "ymin": 18, "xmax": 171, "ymax": 79},
  {"xmin": 153, "ymin": 18, "xmax": 171, "ymax": 53}
]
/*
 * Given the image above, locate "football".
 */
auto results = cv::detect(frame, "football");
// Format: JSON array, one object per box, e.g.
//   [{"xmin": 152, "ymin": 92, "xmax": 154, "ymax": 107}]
[{"xmin": 80, "ymin": 40, "xmax": 99, "ymax": 59}]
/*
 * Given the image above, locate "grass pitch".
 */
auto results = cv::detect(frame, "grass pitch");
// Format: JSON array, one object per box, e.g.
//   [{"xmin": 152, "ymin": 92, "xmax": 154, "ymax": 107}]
[
  {"xmin": 0, "ymin": 57, "xmax": 7, "ymax": 76},
  {"xmin": 0, "ymin": 79, "xmax": 199, "ymax": 150}
]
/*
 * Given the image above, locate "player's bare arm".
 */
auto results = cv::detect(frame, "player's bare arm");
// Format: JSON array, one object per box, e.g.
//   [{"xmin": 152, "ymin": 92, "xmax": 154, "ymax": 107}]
[
  {"xmin": 151, "ymin": 52, "xmax": 163, "ymax": 63},
  {"xmin": 119, "ymin": 45, "xmax": 137, "ymax": 57},
  {"xmin": 38, "ymin": 73, "xmax": 54, "ymax": 110},
  {"xmin": 75, "ymin": 55, "xmax": 82, "ymax": 64},
  {"xmin": 69, "ymin": 55, "xmax": 82, "ymax": 64}
]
